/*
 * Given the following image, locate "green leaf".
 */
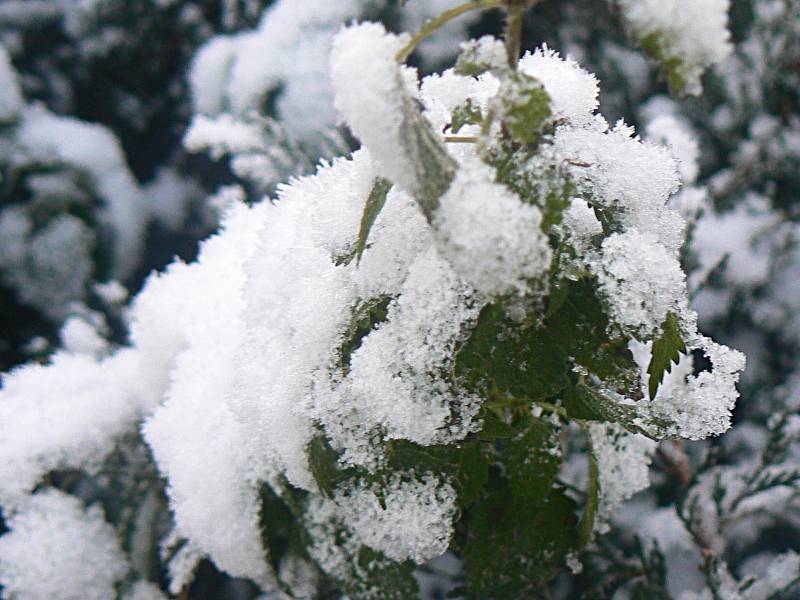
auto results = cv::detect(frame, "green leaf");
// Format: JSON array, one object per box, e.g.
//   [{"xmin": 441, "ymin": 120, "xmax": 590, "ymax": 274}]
[
  {"xmin": 349, "ymin": 547, "xmax": 418, "ymax": 600},
  {"xmin": 258, "ymin": 483, "xmax": 296, "ymax": 571},
  {"xmin": 563, "ymin": 383, "xmax": 671, "ymax": 440},
  {"xmin": 544, "ymin": 279, "xmax": 643, "ymax": 400},
  {"xmin": 449, "ymin": 99, "xmax": 483, "ymax": 134},
  {"xmin": 307, "ymin": 435, "xmax": 356, "ymax": 498},
  {"xmin": 637, "ymin": 32, "xmax": 690, "ymax": 96},
  {"xmin": 499, "ymin": 71, "xmax": 552, "ymax": 145},
  {"xmin": 478, "ymin": 403, "xmax": 518, "ymax": 439},
  {"xmin": 396, "ymin": 90, "xmax": 456, "ymax": 221},
  {"xmin": 504, "ymin": 417, "xmax": 562, "ymax": 507},
  {"xmin": 463, "ymin": 487, "xmax": 578, "ymax": 597},
  {"xmin": 388, "ymin": 439, "xmax": 489, "ymax": 509},
  {"xmin": 545, "ymin": 277, "xmax": 570, "ymax": 318},
  {"xmin": 354, "ymin": 177, "xmax": 392, "ymax": 266},
  {"xmin": 647, "ymin": 312, "xmax": 686, "ymax": 400},
  {"xmin": 457, "ymin": 442, "xmax": 490, "ymax": 507},
  {"xmin": 455, "ymin": 303, "xmax": 570, "ymax": 402},
  {"xmin": 485, "ymin": 143, "xmax": 574, "ymax": 232},
  {"xmin": 563, "ymin": 382, "xmax": 636, "ymax": 423},
  {"xmin": 337, "ymin": 295, "xmax": 392, "ymax": 374},
  {"xmin": 317, "ymin": 530, "xmax": 419, "ymax": 600},
  {"xmin": 454, "ymin": 41, "xmax": 505, "ymax": 77},
  {"xmin": 389, "ymin": 439, "xmax": 459, "ymax": 474}
]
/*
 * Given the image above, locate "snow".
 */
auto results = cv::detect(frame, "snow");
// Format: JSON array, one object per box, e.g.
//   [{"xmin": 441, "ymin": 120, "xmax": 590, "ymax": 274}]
[
  {"xmin": 518, "ymin": 45, "xmax": 599, "ymax": 126},
  {"xmin": 318, "ymin": 247, "xmax": 483, "ymax": 468},
  {"xmin": 142, "ymin": 168, "xmax": 203, "ymax": 231},
  {"xmin": 434, "ymin": 155, "xmax": 551, "ymax": 297},
  {"xmin": 0, "ymin": 44, "xmax": 22, "ymax": 121},
  {"xmin": 561, "ymin": 197, "xmax": 602, "ymax": 255},
  {"xmin": 124, "ymin": 581, "xmax": 169, "ymax": 600},
  {"xmin": 0, "ymin": 490, "xmax": 129, "ymax": 600},
  {"xmin": 617, "ymin": 0, "xmax": 732, "ymax": 94},
  {"xmin": 140, "ymin": 199, "xmax": 276, "ymax": 588},
  {"xmin": 643, "ymin": 99, "xmax": 700, "ymax": 184},
  {"xmin": 744, "ymin": 551, "xmax": 800, "ymax": 600},
  {"xmin": 189, "ymin": 0, "xmax": 360, "ymax": 139},
  {"xmin": 690, "ymin": 194, "xmax": 778, "ymax": 290},
  {"xmin": 331, "ymin": 473, "xmax": 458, "ymax": 564},
  {"xmin": 331, "ymin": 23, "xmax": 418, "ymax": 194},
  {"xmin": 184, "ymin": 113, "xmax": 267, "ymax": 159},
  {"xmin": 0, "ymin": 211, "xmax": 94, "ymax": 321},
  {"xmin": 187, "ymin": 0, "xmax": 478, "ymax": 143},
  {"xmin": 93, "ymin": 280, "xmax": 129, "ymax": 306},
  {"xmin": 648, "ymin": 335, "xmax": 746, "ymax": 440},
  {"xmin": 554, "ymin": 120, "xmax": 685, "ymax": 256},
  {"xmin": 16, "ymin": 105, "xmax": 147, "ymax": 278},
  {"xmin": 0, "ymin": 349, "xmax": 145, "ymax": 510},
  {"xmin": 590, "ymin": 423, "xmax": 656, "ymax": 532},
  {"xmin": 60, "ymin": 315, "xmax": 109, "ymax": 357},
  {"xmin": 598, "ymin": 231, "xmax": 686, "ymax": 336},
  {"xmin": 189, "ymin": 35, "xmax": 238, "ymax": 115}
]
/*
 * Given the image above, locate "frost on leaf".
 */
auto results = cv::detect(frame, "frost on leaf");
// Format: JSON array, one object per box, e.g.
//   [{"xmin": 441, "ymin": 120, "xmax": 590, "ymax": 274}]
[
  {"xmin": 589, "ymin": 423, "xmax": 656, "ymax": 532},
  {"xmin": 615, "ymin": 0, "xmax": 732, "ymax": 95}
]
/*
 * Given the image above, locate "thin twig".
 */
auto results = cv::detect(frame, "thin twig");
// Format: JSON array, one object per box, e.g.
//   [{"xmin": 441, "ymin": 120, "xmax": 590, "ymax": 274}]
[
  {"xmin": 503, "ymin": 1, "xmax": 526, "ymax": 68},
  {"xmin": 444, "ymin": 135, "xmax": 479, "ymax": 143},
  {"xmin": 395, "ymin": 0, "xmax": 503, "ymax": 63}
]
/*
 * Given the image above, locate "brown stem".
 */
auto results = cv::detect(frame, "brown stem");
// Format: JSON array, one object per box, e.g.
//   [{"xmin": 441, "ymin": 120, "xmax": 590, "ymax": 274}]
[
  {"xmin": 396, "ymin": 0, "xmax": 503, "ymax": 63},
  {"xmin": 503, "ymin": 1, "xmax": 525, "ymax": 68},
  {"xmin": 658, "ymin": 440, "xmax": 691, "ymax": 488}
]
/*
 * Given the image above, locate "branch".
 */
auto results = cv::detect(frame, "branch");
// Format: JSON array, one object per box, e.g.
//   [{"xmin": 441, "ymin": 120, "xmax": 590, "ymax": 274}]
[{"xmin": 395, "ymin": 0, "xmax": 503, "ymax": 63}]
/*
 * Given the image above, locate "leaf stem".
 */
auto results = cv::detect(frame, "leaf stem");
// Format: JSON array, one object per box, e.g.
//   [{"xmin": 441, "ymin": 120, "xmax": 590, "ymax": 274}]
[
  {"xmin": 578, "ymin": 437, "xmax": 599, "ymax": 548},
  {"xmin": 395, "ymin": 0, "xmax": 504, "ymax": 63},
  {"xmin": 444, "ymin": 135, "xmax": 479, "ymax": 143},
  {"xmin": 503, "ymin": 1, "xmax": 526, "ymax": 68}
]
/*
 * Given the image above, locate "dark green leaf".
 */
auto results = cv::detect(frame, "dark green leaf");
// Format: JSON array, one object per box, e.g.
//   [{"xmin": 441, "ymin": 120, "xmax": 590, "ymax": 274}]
[
  {"xmin": 563, "ymin": 383, "xmax": 670, "ymax": 440},
  {"xmin": 388, "ymin": 439, "xmax": 489, "ymax": 509},
  {"xmin": 349, "ymin": 547, "xmax": 418, "ymax": 600},
  {"xmin": 389, "ymin": 439, "xmax": 459, "ymax": 474},
  {"xmin": 544, "ymin": 279, "xmax": 643, "ymax": 400},
  {"xmin": 504, "ymin": 417, "xmax": 562, "ymax": 507},
  {"xmin": 458, "ymin": 442, "xmax": 490, "ymax": 507},
  {"xmin": 563, "ymin": 382, "xmax": 636, "ymax": 423},
  {"xmin": 545, "ymin": 277, "xmax": 569, "ymax": 318},
  {"xmin": 500, "ymin": 71, "xmax": 552, "ymax": 145},
  {"xmin": 463, "ymin": 487, "xmax": 578, "ymax": 597},
  {"xmin": 455, "ymin": 303, "xmax": 570, "ymax": 402},
  {"xmin": 338, "ymin": 295, "xmax": 392, "ymax": 373},
  {"xmin": 647, "ymin": 312, "xmax": 686, "ymax": 400},
  {"xmin": 354, "ymin": 177, "xmax": 392, "ymax": 266},
  {"xmin": 258, "ymin": 483, "xmax": 296, "ymax": 571},
  {"xmin": 307, "ymin": 435, "xmax": 356, "ymax": 498},
  {"xmin": 478, "ymin": 403, "xmax": 518, "ymax": 439}
]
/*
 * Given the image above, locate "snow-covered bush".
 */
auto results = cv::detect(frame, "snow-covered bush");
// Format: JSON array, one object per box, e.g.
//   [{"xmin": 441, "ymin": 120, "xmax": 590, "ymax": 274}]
[
  {"xmin": 0, "ymin": 42, "xmax": 204, "ymax": 371},
  {"xmin": 1, "ymin": 1, "xmax": 799, "ymax": 598}
]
